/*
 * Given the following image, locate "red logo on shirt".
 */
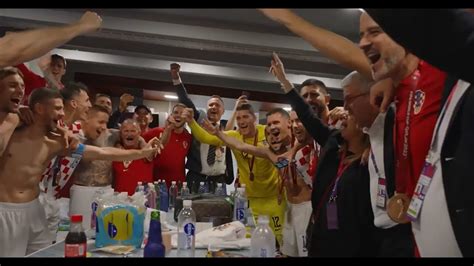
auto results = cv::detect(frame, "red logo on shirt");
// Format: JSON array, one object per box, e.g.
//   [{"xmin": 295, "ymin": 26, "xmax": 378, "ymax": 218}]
[
  {"xmin": 183, "ymin": 141, "xmax": 188, "ymax": 149},
  {"xmin": 413, "ymin": 89, "xmax": 425, "ymax": 115}
]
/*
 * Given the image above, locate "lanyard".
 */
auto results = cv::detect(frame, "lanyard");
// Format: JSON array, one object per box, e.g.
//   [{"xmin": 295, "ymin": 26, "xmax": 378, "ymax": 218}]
[
  {"xmin": 429, "ymin": 82, "xmax": 459, "ymax": 162},
  {"xmin": 277, "ymin": 160, "xmax": 297, "ymax": 205},
  {"xmin": 394, "ymin": 69, "xmax": 420, "ymax": 194},
  {"xmin": 406, "ymin": 81, "xmax": 464, "ymax": 221},
  {"xmin": 328, "ymin": 152, "xmax": 350, "ymax": 203},
  {"xmin": 313, "ymin": 151, "xmax": 349, "ymax": 222},
  {"xmin": 243, "ymin": 131, "xmax": 259, "ymax": 181},
  {"xmin": 370, "ymin": 149, "xmax": 383, "ymax": 179},
  {"xmin": 371, "ymin": 149, "xmax": 387, "ymax": 208},
  {"xmin": 309, "ymin": 142, "xmax": 319, "ymax": 181}
]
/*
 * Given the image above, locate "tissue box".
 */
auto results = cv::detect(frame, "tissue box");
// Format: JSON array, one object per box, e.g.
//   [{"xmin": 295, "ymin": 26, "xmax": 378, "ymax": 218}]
[
  {"xmin": 174, "ymin": 195, "xmax": 233, "ymax": 224},
  {"xmin": 95, "ymin": 205, "xmax": 145, "ymax": 248}
]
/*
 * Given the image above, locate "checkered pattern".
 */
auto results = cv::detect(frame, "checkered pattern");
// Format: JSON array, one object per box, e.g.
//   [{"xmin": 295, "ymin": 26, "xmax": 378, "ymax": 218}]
[
  {"xmin": 41, "ymin": 120, "xmax": 83, "ymax": 198},
  {"xmin": 294, "ymin": 142, "xmax": 319, "ymax": 187}
]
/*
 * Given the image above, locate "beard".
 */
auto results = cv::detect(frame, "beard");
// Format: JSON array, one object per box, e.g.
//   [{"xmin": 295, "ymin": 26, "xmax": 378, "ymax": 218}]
[{"xmin": 310, "ymin": 103, "xmax": 324, "ymax": 118}]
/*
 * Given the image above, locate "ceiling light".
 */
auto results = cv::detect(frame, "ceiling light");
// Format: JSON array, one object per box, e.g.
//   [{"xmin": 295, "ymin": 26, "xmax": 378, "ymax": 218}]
[{"xmin": 164, "ymin": 94, "xmax": 178, "ymax": 99}]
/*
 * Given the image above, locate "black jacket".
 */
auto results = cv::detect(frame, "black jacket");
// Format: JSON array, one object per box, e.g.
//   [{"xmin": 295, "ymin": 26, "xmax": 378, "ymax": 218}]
[
  {"xmin": 175, "ymin": 83, "xmax": 234, "ymax": 184},
  {"xmin": 287, "ymin": 90, "xmax": 377, "ymax": 257},
  {"xmin": 366, "ymin": 9, "xmax": 474, "ymax": 256}
]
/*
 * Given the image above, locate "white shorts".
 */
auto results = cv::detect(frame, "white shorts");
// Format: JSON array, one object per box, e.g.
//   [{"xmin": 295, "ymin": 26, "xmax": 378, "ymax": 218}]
[
  {"xmin": 38, "ymin": 191, "xmax": 60, "ymax": 239},
  {"xmin": 0, "ymin": 199, "xmax": 54, "ymax": 257},
  {"xmin": 281, "ymin": 201, "xmax": 312, "ymax": 257},
  {"xmin": 69, "ymin": 184, "xmax": 111, "ymax": 231}
]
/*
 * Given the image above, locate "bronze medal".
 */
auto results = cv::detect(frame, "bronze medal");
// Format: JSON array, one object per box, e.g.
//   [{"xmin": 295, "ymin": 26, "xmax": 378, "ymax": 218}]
[{"xmin": 387, "ymin": 193, "xmax": 411, "ymax": 224}]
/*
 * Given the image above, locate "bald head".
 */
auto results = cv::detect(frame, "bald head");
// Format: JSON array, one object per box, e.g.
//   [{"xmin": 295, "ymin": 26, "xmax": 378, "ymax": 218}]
[{"xmin": 120, "ymin": 118, "xmax": 141, "ymax": 148}]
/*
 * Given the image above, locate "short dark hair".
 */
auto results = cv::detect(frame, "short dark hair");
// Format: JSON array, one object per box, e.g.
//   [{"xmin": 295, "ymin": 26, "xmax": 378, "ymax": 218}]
[
  {"xmin": 209, "ymin": 95, "xmax": 224, "ymax": 106},
  {"xmin": 266, "ymin": 108, "xmax": 290, "ymax": 119},
  {"xmin": 134, "ymin": 104, "xmax": 151, "ymax": 114},
  {"xmin": 61, "ymin": 82, "xmax": 89, "ymax": 102},
  {"xmin": 172, "ymin": 103, "xmax": 187, "ymax": 111},
  {"xmin": 298, "ymin": 78, "xmax": 328, "ymax": 95},
  {"xmin": 95, "ymin": 93, "xmax": 111, "ymax": 100},
  {"xmin": 51, "ymin": 54, "xmax": 67, "ymax": 68},
  {"xmin": 236, "ymin": 103, "xmax": 256, "ymax": 117},
  {"xmin": 29, "ymin": 87, "xmax": 63, "ymax": 110},
  {"xmin": 88, "ymin": 105, "xmax": 111, "ymax": 117},
  {"xmin": 0, "ymin": 67, "xmax": 23, "ymax": 81}
]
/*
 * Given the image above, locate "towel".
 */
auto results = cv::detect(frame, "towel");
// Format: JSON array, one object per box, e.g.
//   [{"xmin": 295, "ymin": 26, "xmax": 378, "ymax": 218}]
[{"xmin": 171, "ymin": 221, "xmax": 250, "ymax": 249}]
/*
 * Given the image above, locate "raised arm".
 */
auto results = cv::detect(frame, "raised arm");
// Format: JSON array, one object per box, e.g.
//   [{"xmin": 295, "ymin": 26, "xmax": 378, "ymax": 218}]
[
  {"xmin": 259, "ymin": 9, "xmax": 372, "ymax": 79},
  {"xmin": 82, "ymin": 137, "xmax": 161, "ymax": 161},
  {"xmin": 224, "ymin": 95, "xmax": 249, "ymax": 131},
  {"xmin": 182, "ymin": 107, "xmax": 225, "ymax": 146},
  {"xmin": 171, "ymin": 63, "xmax": 200, "ymax": 121},
  {"xmin": 270, "ymin": 53, "xmax": 335, "ymax": 146},
  {"xmin": 365, "ymin": 9, "xmax": 474, "ymax": 84},
  {"xmin": 0, "ymin": 11, "xmax": 102, "ymax": 68},
  {"xmin": 202, "ymin": 119, "xmax": 270, "ymax": 159},
  {"xmin": 158, "ymin": 116, "xmax": 176, "ymax": 147}
]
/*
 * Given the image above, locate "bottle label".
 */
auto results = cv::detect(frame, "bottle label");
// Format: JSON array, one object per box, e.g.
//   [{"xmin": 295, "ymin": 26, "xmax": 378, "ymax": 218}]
[
  {"xmin": 90, "ymin": 202, "xmax": 98, "ymax": 229},
  {"xmin": 178, "ymin": 223, "xmax": 195, "ymax": 249},
  {"xmin": 260, "ymin": 248, "xmax": 269, "ymax": 257},
  {"xmin": 65, "ymin": 243, "xmax": 87, "ymax": 257},
  {"xmin": 236, "ymin": 208, "xmax": 245, "ymax": 221}
]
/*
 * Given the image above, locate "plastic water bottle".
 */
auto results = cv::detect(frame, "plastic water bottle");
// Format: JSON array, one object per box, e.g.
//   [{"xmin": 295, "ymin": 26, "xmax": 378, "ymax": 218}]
[
  {"xmin": 250, "ymin": 215, "xmax": 276, "ymax": 257},
  {"xmin": 154, "ymin": 181, "xmax": 160, "ymax": 209},
  {"xmin": 144, "ymin": 182, "xmax": 149, "ymax": 194},
  {"xmin": 135, "ymin": 181, "xmax": 143, "ymax": 192},
  {"xmin": 169, "ymin": 181, "xmax": 178, "ymax": 212},
  {"xmin": 147, "ymin": 183, "xmax": 157, "ymax": 209},
  {"xmin": 177, "ymin": 200, "xmax": 196, "ymax": 257},
  {"xmin": 137, "ymin": 185, "xmax": 145, "ymax": 193},
  {"xmin": 234, "ymin": 187, "xmax": 248, "ymax": 223},
  {"xmin": 90, "ymin": 190, "xmax": 102, "ymax": 232},
  {"xmin": 177, "ymin": 181, "xmax": 183, "ymax": 196},
  {"xmin": 215, "ymin": 183, "xmax": 225, "ymax": 196},
  {"xmin": 181, "ymin": 182, "xmax": 190, "ymax": 199},
  {"xmin": 198, "ymin": 181, "xmax": 208, "ymax": 194},
  {"xmin": 144, "ymin": 210, "xmax": 165, "ymax": 257},
  {"xmin": 160, "ymin": 181, "xmax": 169, "ymax": 212}
]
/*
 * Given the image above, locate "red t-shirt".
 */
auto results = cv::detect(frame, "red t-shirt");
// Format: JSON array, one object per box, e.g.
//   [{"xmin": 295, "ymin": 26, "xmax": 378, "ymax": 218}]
[
  {"xmin": 16, "ymin": 63, "xmax": 64, "ymax": 105},
  {"xmin": 16, "ymin": 64, "xmax": 47, "ymax": 104},
  {"xmin": 113, "ymin": 157, "xmax": 154, "ymax": 196},
  {"xmin": 393, "ymin": 60, "xmax": 447, "ymax": 197},
  {"xmin": 142, "ymin": 127, "xmax": 191, "ymax": 184}
]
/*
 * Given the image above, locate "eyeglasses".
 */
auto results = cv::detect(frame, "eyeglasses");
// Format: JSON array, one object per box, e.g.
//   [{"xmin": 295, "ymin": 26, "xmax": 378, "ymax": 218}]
[{"xmin": 344, "ymin": 92, "xmax": 369, "ymax": 106}]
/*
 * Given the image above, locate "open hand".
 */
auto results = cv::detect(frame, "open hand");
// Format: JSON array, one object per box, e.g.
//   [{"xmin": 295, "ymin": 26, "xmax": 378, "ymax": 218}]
[
  {"xmin": 202, "ymin": 119, "xmax": 219, "ymax": 135},
  {"xmin": 181, "ymin": 108, "xmax": 194, "ymax": 123},
  {"xmin": 269, "ymin": 52, "xmax": 293, "ymax": 92}
]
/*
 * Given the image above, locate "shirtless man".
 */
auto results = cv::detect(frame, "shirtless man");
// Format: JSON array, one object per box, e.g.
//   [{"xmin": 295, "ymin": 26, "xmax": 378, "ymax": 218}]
[
  {"xmin": 0, "ymin": 11, "xmax": 102, "ymax": 68},
  {"xmin": 69, "ymin": 105, "xmax": 154, "ymax": 230},
  {"xmin": 0, "ymin": 9, "xmax": 102, "ymax": 150},
  {"xmin": 0, "ymin": 67, "xmax": 25, "ymax": 157},
  {"xmin": 0, "ymin": 88, "xmax": 160, "ymax": 257},
  {"xmin": 198, "ymin": 108, "xmax": 314, "ymax": 256}
]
